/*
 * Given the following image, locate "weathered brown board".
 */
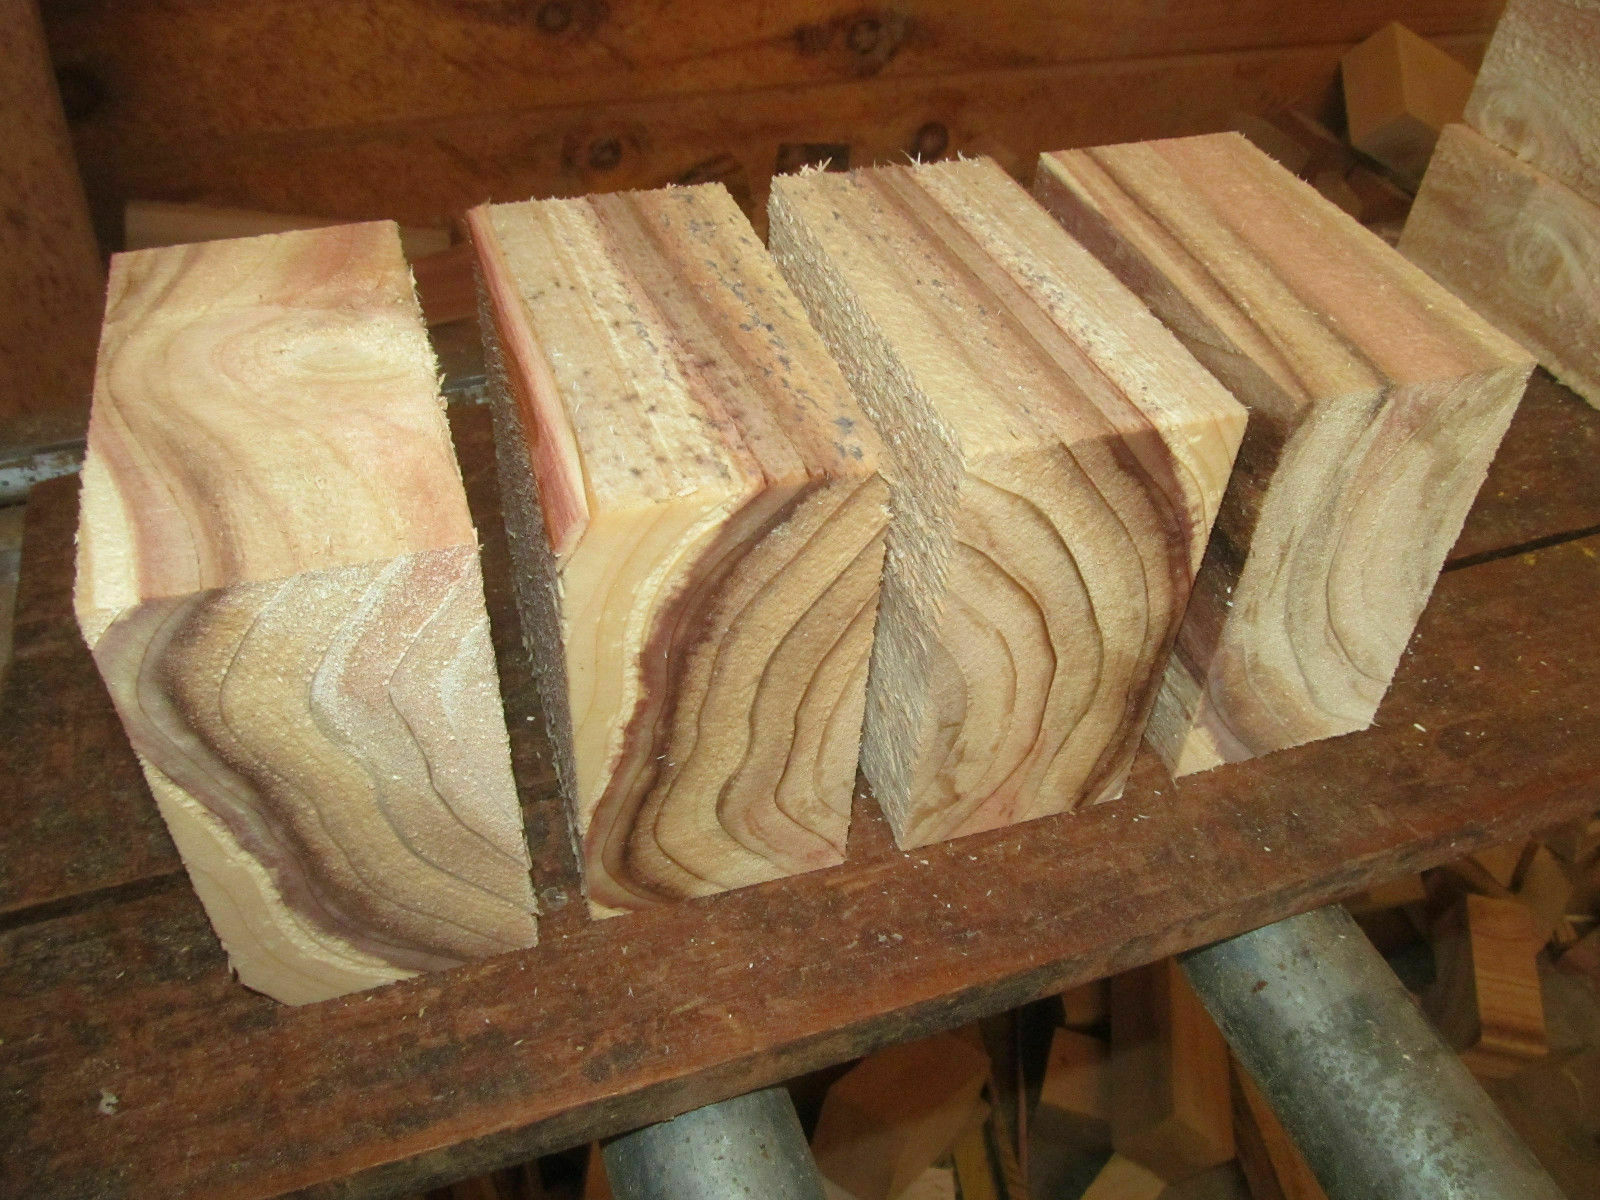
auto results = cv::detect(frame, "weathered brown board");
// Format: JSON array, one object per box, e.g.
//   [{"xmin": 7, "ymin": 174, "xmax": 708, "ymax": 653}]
[{"xmin": 3, "ymin": 418, "xmax": 1600, "ymax": 1197}]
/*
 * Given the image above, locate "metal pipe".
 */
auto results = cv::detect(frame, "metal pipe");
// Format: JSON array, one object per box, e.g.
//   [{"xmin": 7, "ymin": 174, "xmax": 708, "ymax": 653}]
[
  {"xmin": 1180, "ymin": 905, "xmax": 1563, "ymax": 1200},
  {"xmin": 602, "ymin": 1086, "xmax": 826, "ymax": 1200}
]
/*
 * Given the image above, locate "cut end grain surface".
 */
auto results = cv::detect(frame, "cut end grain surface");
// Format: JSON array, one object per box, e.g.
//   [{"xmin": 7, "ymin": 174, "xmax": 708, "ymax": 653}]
[
  {"xmin": 1037, "ymin": 133, "xmax": 1534, "ymax": 776},
  {"xmin": 73, "ymin": 222, "xmax": 536, "ymax": 1003},
  {"xmin": 471, "ymin": 183, "xmax": 887, "ymax": 915},
  {"xmin": 770, "ymin": 157, "xmax": 1244, "ymax": 846}
]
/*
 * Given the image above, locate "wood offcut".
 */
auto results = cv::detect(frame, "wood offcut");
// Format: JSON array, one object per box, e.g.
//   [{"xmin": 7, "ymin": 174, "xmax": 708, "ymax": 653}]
[
  {"xmin": 1036, "ymin": 133, "xmax": 1535, "ymax": 776},
  {"xmin": 1401, "ymin": 124, "xmax": 1600, "ymax": 410},
  {"xmin": 469, "ymin": 183, "xmax": 888, "ymax": 916},
  {"xmin": 73, "ymin": 223, "xmax": 538, "ymax": 1003},
  {"xmin": 770, "ymin": 157, "xmax": 1244, "ymax": 847}
]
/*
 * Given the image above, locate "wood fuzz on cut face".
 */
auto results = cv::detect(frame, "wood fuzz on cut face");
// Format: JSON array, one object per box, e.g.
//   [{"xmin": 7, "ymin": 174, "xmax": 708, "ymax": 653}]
[
  {"xmin": 769, "ymin": 156, "xmax": 1244, "ymax": 847},
  {"xmin": 1037, "ymin": 133, "xmax": 1535, "ymax": 776},
  {"xmin": 74, "ymin": 222, "xmax": 537, "ymax": 1004},
  {"xmin": 470, "ymin": 184, "xmax": 887, "ymax": 916}
]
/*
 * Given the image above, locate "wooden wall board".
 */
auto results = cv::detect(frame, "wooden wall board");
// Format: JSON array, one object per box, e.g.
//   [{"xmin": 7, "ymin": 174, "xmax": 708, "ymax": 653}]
[
  {"xmin": 4, "ymin": 435, "xmax": 1600, "ymax": 1197},
  {"xmin": 55, "ymin": 37, "xmax": 1488, "ymax": 246},
  {"xmin": 1400, "ymin": 124, "xmax": 1600, "ymax": 410},
  {"xmin": 1, "ymin": 0, "xmax": 103, "ymax": 452},
  {"xmin": 41, "ymin": 1, "xmax": 1502, "ymax": 146},
  {"xmin": 1036, "ymin": 133, "xmax": 1534, "ymax": 777},
  {"xmin": 1464, "ymin": 0, "xmax": 1600, "ymax": 206}
]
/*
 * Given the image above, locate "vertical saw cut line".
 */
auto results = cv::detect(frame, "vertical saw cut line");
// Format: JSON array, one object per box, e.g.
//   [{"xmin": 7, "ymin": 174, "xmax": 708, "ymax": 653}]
[
  {"xmin": 470, "ymin": 183, "xmax": 889, "ymax": 917},
  {"xmin": 770, "ymin": 156, "xmax": 1244, "ymax": 848}
]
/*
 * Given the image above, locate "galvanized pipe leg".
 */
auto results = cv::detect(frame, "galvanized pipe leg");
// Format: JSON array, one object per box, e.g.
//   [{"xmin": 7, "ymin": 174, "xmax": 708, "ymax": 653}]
[
  {"xmin": 602, "ymin": 1086, "xmax": 826, "ymax": 1200},
  {"xmin": 1181, "ymin": 904, "xmax": 1563, "ymax": 1200}
]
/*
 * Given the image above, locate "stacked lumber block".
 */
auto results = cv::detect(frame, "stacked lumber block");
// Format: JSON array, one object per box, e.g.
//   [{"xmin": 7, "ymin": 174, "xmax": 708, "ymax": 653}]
[
  {"xmin": 1035, "ymin": 132, "xmax": 1534, "ymax": 775},
  {"xmin": 469, "ymin": 183, "xmax": 889, "ymax": 915},
  {"xmin": 1400, "ymin": 0, "xmax": 1600, "ymax": 409},
  {"xmin": 1341, "ymin": 23, "xmax": 1475, "ymax": 187},
  {"xmin": 73, "ymin": 223, "xmax": 538, "ymax": 1004},
  {"xmin": 811, "ymin": 1032, "xmax": 990, "ymax": 1200},
  {"xmin": 1109, "ymin": 959, "xmax": 1234, "ymax": 1183},
  {"xmin": 769, "ymin": 156, "xmax": 1245, "ymax": 846}
]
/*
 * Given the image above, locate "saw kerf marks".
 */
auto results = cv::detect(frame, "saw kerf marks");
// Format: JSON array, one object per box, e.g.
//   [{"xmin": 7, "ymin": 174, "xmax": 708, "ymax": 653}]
[
  {"xmin": 770, "ymin": 156, "xmax": 1244, "ymax": 848},
  {"xmin": 1037, "ymin": 133, "xmax": 1534, "ymax": 776},
  {"xmin": 472, "ymin": 182, "xmax": 887, "ymax": 917}
]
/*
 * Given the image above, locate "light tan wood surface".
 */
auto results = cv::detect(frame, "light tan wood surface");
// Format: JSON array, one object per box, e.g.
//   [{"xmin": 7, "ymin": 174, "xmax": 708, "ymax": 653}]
[
  {"xmin": 1, "ymin": 0, "xmax": 104, "ymax": 452},
  {"xmin": 1341, "ymin": 22, "xmax": 1475, "ymax": 187},
  {"xmin": 770, "ymin": 157, "xmax": 1244, "ymax": 847},
  {"xmin": 470, "ymin": 183, "xmax": 888, "ymax": 916},
  {"xmin": 1465, "ymin": 0, "xmax": 1600, "ymax": 206},
  {"xmin": 1426, "ymin": 893, "xmax": 1548, "ymax": 1079},
  {"xmin": 1401, "ymin": 123, "xmax": 1600, "ymax": 409},
  {"xmin": 1081, "ymin": 1154, "xmax": 1169, "ymax": 1200},
  {"xmin": 811, "ymin": 1032, "xmax": 990, "ymax": 1200},
  {"xmin": 1231, "ymin": 1063, "xmax": 1327, "ymax": 1200},
  {"xmin": 1037, "ymin": 133, "xmax": 1534, "ymax": 777},
  {"xmin": 1037, "ymin": 1028, "xmax": 1113, "ymax": 1153},
  {"xmin": 73, "ymin": 222, "xmax": 537, "ymax": 1004},
  {"xmin": 1109, "ymin": 958, "xmax": 1234, "ymax": 1183}
]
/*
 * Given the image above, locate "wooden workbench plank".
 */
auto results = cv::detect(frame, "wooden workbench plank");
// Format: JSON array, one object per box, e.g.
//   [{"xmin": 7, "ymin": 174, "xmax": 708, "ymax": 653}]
[
  {"xmin": 1448, "ymin": 373, "xmax": 1600, "ymax": 563},
  {"xmin": 3, "ymin": 495, "xmax": 1598, "ymax": 1198}
]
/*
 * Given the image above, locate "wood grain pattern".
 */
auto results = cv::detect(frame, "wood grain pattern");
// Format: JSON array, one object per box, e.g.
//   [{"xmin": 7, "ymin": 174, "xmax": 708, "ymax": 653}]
[
  {"xmin": 42, "ymin": 1, "xmax": 1501, "ymax": 145},
  {"xmin": 73, "ymin": 223, "xmax": 537, "ymax": 1002},
  {"xmin": 1400, "ymin": 123, "xmax": 1600, "ymax": 410},
  {"xmin": 1, "ymin": 0, "xmax": 103, "ymax": 451},
  {"xmin": 50, "ymin": 35, "xmax": 1489, "ymax": 249},
  {"xmin": 1465, "ymin": 0, "xmax": 1600, "ymax": 205},
  {"xmin": 4, "ymin": 464, "xmax": 1600, "ymax": 1199},
  {"xmin": 5, "ymin": 353, "xmax": 1595, "ymax": 929},
  {"xmin": 1036, "ymin": 133, "xmax": 1535, "ymax": 777},
  {"xmin": 470, "ymin": 184, "xmax": 887, "ymax": 916},
  {"xmin": 770, "ymin": 157, "xmax": 1244, "ymax": 847}
]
